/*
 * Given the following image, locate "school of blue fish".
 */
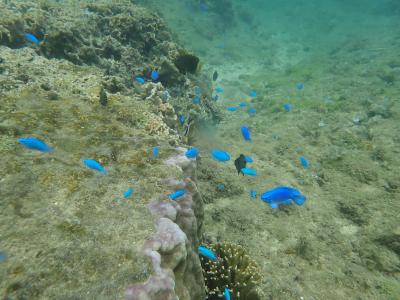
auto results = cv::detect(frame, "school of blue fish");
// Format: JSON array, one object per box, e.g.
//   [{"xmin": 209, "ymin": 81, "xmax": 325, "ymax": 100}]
[{"xmin": 15, "ymin": 57, "xmax": 309, "ymax": 297}]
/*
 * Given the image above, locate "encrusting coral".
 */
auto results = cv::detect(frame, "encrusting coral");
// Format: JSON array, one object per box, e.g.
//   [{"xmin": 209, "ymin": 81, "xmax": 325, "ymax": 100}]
[{"xmin": 200, "ymin": 242, "xmax": 262, "ymax": 300}]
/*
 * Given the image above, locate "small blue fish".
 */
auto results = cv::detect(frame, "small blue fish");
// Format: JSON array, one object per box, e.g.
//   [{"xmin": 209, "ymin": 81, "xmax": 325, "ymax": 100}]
[
  {"xmin": 217, "ymin": 183, "xmax": 225, "ymax": 191},
  {"xmin": 198, "ymin": 245, "xmax": 217, "ymax": 261},
  {"xmin": 24, "ymin": 33, "xmax": 40, "ymax": 45},
  {"xmin": 249, "ymin": 90, "xmax": 257, "ymax": 97},
  {"xmin": 18, "ymin": 137, "xmax": 53, "ymax": 153},
  {"xmin": 179, "ymin": 115, "xmax": 185, "ymax": 125},
  {"xmin": 261, "ymin": 186, "xmax": 306, "ymax": 209},
  {"xmin": 239, "ymin": 102, "xmax": 247, "ymax": 107},
  {"xmin": 284, "ymin": 103, "xmax": 292, "ymax": 112},
  {"xmin": 151, "ymin": 70, "xmax": 159, "ymax": 81},
  {"xmin": 185, "ymin": 147, "xmax": 199, "ymax": 158},
  {"xmin": 300, "ymin": 156, "xmax": 309, "ymax": 169},
  {"xmin": 216, "ymin": 42, "xmax": 225, "ymax": 49},
  {"xmin": 241, "ymin": 167, "xmax": 257, "ymax": 176},
  {"xmin": 224, "ymin": 287, "xmax": 231, "ymax": 300},
  {"xmin": 211, "ymin": 150, "xmax": 230, "ymax": 162},
  {"xmin": 248, "ymin": 108, "xmax": 257, "ymax": 114},
  {"xmin": 250, "ymin": 190, "xmax": 257, "ymax": 198},
  {"xmin": 245, "ymin": 156, "xmax": 253, "ymax": 163},
  {"xmin": 169, "ymin": 189, "xmax": 186, "ymax": 200},
  {"xmin": 83, "ymin": 159, "xmax": 107, "ymax": 175},
  {"xmin": 215, "ymin": 86, "xmax": 224, "ymax": 93},
  {"xmin": 193, "ymin": 96, "xmax": 201, "ymax": 104},
  {"xmin": 135, "ymin": 76, "xmax": 145, "ymax": 84},
  {"xmin": 0, "ymin": 251, "xmax": 7, "ymax": 262},
  {"xmin": 241, "ymin": 126, "xmax": 251, "ymax": 141},
  {"xmin": 153, "ymin": 146, "xmax": 159, "ymax": 158},
  {"xmin": 199, "ymin": 1, "xmax": 208, "ymax": 13},
  {"xmin": 227, "ymin": 106, "xmax": 237, "ymax": 111},
  {"xmin": 124, "ymin": 188, "xmax": 134, "ymax": 199},
  {"xmin": 296, "ymin": 83, "xmax": 304, "ymax": 90},
  {"xmin": 212, "ymin": 94, "xmax": 219, "ymax": 101}
]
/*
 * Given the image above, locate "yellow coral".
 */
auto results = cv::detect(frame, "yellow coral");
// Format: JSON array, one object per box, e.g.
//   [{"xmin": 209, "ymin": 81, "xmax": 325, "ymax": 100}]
[{"xmin": 200, "ymin": 242, "xmax": 262, "ymax": 300}]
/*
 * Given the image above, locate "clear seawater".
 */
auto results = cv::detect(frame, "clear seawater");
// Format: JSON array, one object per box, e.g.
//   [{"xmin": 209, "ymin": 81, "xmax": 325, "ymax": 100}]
[{"xmin": 138, "ymin": 0, "xmax": 400, "ymax": 299}]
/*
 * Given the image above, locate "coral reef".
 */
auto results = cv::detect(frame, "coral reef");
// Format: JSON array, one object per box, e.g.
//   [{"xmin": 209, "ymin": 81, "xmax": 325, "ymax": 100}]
[
  {"xmin": 0, "ymin": 1, "xmax": 215, "ymax": 298},
  {"xmin": 0, "ymin": 0, "xmax": 220, "ymax": 130},
  {"xmin": 200, "ymin": 242, "xmax": 262, "ymax": 300},
  {"xmin": 126, "ymin": 148, "xmax": 206, "ymax": 300}
]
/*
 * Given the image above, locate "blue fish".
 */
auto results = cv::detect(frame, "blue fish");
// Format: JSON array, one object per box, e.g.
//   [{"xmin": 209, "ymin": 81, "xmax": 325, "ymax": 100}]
[
  {"xmin": 215, "ymin": 86, "xmax": 224, "ymax": 93},
  {"xmin": 212, "ymin": 94, "xmax": 219, "ymax": 101},
  {"xmin": 199, "ymin": 1, "xmax": 208, "ymax": 13},
  {"xmin": 211, "ymin": 150, "xmax": 230, "ymax": 162},
  {"xmin": 300, "ymin": 156, "xmax": 309, "ymax": 169},
  {"xmin": 135, "ymin": 76, "xmax": 145, "ymax": 84},
  {"xmin": 261, "ymin": 186, "xmax": 306, "ymax": 209},
  {"xmin": 185, "ymin": 147, "xmax": 199, "ymax": 158},
  {"xmin": 18, "ymin": 137, "xmax": 53, "ymax": 153},
  {"xmin": 284, "ymin": 103, "xmax": 292, "ymax": 112},
  {"xmin": 227, "ymin": 106, "xmax": 237, "ymax": 111},
  {"xmin": 216, "ymin": 42, "xmax": 225, "ymax": 49},
  {"xmin": 124, "ymin": 188, "xmax": 134, "ymax": 199},
  {"xmin": 169, "ymin": 189, "xmax": 186, "ymax": 200},
  {"xmin": 24, "ymin": 33, "xmax": 40, "ymax": 45},
  {"xmin": 249, "ymin": 90, "xmax": 257, "ymax": 97},
  {"xmin": 83, "ymin": 159, "xmax": 107, "ymax": 175},
  {"xmin": 153, "ymin": 146, "xmax": 159, "ymax": 158},
  {"xmin": 217, "ymin": 183, "xmax": 225, "ymax": 191},
  {"xmin": 224, "ymin": 287, "xmax": 231, "ymax": 300},
  {"xmin": 179, "ymin": 115, "xmax": 185, "ymax": 125},
  {"xmin": 245, "ymin": 156, "xmax": 253, "ymax": 163},
  {"xmin": 151, "ymin": 70, "xmax": 159, "ymax": 81},
  {"xmin": 241, "ymin": 126, "xmax": 251, "ymax": 141},
  {"xmin": 0, "ymin": 251, "xmax": 7, "ymax": 262},
  {"xmin": 239, "ymin": 102, "xmax": 247, "ymax": 107},
  {"xmin": 296, "ymin": 83, "xmax": 304, "ymax": 90},
  {"xmin": 241, "ymin": 167, "xmax": 257, "ymax": 176},
  {"xmin": 248, "ymin": 108, "xmax": 257, "ymax": 114},
  {"xmin": 193, "ymin": 96, "xmax": 201, "ymax": 104},
  {"xmin": 250, "ymin": 190, "xmax": 257, "ymax": 198},
  {"xmin": 198, "ymin": 245, "xmax": 217, "ymax": 261}
]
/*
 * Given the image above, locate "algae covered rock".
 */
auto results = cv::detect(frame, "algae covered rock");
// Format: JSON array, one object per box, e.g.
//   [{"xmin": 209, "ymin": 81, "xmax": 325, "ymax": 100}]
[
  {"xmin": 0, "ymin": 1, "xmax": 212, "ymax": 299},
  {"xmin": 174, "ymin": 49, "xmax": 200, "ymax": 74}
]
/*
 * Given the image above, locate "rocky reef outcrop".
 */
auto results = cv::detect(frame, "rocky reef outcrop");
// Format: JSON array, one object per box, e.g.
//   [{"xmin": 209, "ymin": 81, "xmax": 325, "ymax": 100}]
[
  {"xmin": 126, "ymin": 148, "xmax": 205, "ymax": 300},
  {"xmin": 0, "ymin": 1, "xmax": 212, "ymax": 299}
]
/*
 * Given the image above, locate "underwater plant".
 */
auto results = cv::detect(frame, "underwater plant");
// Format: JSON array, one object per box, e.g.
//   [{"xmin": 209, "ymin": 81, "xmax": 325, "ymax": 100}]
[{"xmin": 200, "ymin": 242, "xmax": 262, "ymax": 300}]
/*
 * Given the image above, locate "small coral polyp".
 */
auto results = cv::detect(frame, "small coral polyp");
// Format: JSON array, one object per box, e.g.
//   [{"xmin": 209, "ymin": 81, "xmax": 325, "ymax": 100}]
[{"xmin": 200, "ymin": 242, "xmax": 262, "ymax": 300}]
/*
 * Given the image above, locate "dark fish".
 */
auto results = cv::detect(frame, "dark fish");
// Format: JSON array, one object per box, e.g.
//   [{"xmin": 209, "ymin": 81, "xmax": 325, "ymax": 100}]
[
  {"xmin": 234, "ymin": 154, "xmax": 247, "ymax": 175},
  {"xmin": 99, "ymin": 87, "xmax": 107, "ymax": 106},
  {"xmin": 183, "ymin": 117, "xmax": 194, "ymax": 136},
  {"xmin": 213, "ymin": 71, "xmax": 218, "ymax": 81}
]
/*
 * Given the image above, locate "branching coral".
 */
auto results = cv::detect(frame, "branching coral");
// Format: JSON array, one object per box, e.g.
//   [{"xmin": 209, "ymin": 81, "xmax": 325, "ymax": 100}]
[{"xmin": 200, "ymin": 242, "xmax": 262, "ymax": 300}]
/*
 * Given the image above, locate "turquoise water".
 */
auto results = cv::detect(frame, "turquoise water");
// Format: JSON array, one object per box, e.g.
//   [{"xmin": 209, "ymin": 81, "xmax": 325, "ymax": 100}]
[
  {"xmin": 139, "ymin": 0, "xmax": 400, "ymax": 299},
  {"xmin": 1, "ymin": 0, "xmax": 399, "ymax": 299}
]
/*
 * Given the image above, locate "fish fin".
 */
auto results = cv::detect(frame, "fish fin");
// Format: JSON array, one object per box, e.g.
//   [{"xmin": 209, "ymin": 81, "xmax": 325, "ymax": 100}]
[
  {"xmin": 270, "ymin": 203, "xmax": 279, "ymax": 209},
  {"xmin": 293, "ymin": 195, "xmax": 306, "ymax": 205}
]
